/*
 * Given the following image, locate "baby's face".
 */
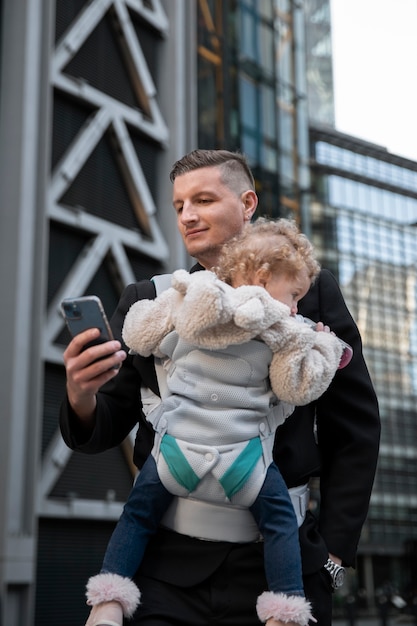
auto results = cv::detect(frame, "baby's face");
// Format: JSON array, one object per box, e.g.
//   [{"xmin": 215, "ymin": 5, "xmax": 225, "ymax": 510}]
[{"xmin": 263, "ymin": 268, "xmax": 311, "ymax": 315}]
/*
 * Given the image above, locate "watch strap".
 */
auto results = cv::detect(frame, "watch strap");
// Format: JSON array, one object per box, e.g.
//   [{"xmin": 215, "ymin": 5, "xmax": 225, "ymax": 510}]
[{"xmin": 324, "ymin": 557, "xmax": 345, "ymax": 589}]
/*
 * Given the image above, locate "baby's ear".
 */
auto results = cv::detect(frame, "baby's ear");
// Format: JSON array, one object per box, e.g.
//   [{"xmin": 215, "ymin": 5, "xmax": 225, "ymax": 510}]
[{"xmin": 252, "ymin": 267, "xmax": 270, "ymax": 288}]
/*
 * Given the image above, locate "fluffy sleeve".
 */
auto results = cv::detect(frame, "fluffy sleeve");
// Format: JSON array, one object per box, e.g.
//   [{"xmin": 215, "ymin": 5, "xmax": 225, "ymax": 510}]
[
  {"xmin": 170, "ymin": 271, "xmax": 284, "ymax": 349},
  {"xmin": 265, "ymin": 319, "xmax": 343, "ymax": 405},
  {"xmin": 122, "ymin": 287, "xmax": 180, "ymax": 357}
]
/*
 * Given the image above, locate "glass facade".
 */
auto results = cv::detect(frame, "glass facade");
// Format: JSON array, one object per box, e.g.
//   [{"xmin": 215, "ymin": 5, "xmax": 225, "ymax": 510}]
[
  {"xmin": 310, "ymin": 126, "xmax": 417, "ymax": 594},
  {"xmin": 197, "ymin": 0, "xmax": 310, "ymax": 225},
  {"xmin": 304, "ymin": 0, "xmax": 335, "ymax": 125}
]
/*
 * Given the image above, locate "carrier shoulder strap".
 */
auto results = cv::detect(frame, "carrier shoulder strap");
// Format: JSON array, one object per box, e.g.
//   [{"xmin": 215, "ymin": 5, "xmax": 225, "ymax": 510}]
[
  {"xmin": 151, "ymin": 273, "xmax": 173, "ymax": 295},
  {"xmin": 150, "ymin": 274, "xmax": 173, "ymax": 400}
]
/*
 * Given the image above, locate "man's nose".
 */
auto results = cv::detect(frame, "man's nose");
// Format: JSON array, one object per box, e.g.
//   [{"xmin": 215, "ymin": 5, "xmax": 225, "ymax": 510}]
[{"xmin": 180, "ymin": 201, "xmax": 197, "ymax": 222}]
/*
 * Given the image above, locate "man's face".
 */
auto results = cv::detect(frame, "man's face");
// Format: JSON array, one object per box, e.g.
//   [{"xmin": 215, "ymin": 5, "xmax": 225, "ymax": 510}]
[{"xmin": 172, "ymin": 166, "xmax": 257, "ymax": 268}]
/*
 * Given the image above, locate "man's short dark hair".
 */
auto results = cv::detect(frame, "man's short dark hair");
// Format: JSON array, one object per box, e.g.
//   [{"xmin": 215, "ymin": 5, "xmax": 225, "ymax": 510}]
[{"xmin": 169, "ymin": 149, "xmax": 255, "ymax": 193}]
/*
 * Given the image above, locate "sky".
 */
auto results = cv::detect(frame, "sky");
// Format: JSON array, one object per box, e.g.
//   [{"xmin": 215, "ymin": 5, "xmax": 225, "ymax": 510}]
[{"xmin": 330, "ymin": 0, "xmax": 417, "ymax": 162}]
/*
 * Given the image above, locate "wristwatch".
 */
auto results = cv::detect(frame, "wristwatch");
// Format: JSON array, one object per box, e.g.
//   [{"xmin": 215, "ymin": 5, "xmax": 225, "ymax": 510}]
[{"xmin": 323, "ymin": 557, "xmax": 346, "ymax": 589}]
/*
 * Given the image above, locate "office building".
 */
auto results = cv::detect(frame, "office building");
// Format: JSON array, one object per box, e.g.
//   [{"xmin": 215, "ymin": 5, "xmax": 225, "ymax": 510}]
[
  {"xmin": 309, "ymin": 124, "xmax": 417, "ymax": 601},
  {"xmin": 0, "ymin": 1, "xmax": 416, "ymax": 623}
]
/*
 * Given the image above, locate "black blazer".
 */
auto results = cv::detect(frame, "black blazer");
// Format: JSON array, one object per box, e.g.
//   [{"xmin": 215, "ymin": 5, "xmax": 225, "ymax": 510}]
[{"xmin": 60, "ymin": 268, "xmax": 380, "ymax": 579}]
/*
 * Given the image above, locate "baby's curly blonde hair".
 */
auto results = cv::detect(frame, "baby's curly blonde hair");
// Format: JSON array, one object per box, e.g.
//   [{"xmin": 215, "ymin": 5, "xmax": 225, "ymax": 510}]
[{"xmin": 214, "ymin": 217, "xmax": 320, "ymax": 286}]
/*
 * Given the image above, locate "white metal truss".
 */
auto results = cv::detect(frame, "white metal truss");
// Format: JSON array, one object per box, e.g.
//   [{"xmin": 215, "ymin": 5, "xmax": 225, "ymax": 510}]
[{"xmin": 40, "ymin": 0, "xmax": 170, "ymax": 518}]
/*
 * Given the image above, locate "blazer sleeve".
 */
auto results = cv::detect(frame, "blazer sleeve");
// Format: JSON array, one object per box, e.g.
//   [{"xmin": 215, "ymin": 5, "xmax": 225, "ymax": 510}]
[
  {"xmin": 299, "ymin": 269, "xmax": 380, "ymax": 566},
  {"xmin": 274, "ymin": 270, "xmax": 380, "ymax": 566},
  {"xmin": 59, "ymin": 280, "xmax": 157, "ymax": 466}
]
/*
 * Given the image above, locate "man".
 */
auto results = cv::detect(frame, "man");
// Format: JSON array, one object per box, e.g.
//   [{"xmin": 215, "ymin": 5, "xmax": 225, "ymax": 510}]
[{"xmin": 60, "ymin": 149, "xmax": 380, "ymax": 625}]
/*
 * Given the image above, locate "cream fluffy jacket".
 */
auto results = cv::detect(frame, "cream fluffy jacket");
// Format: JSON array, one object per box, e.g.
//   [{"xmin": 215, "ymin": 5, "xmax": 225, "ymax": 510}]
[{"xmin": 122, "ymin": 269, "xmax": 343, "ymax": 406}]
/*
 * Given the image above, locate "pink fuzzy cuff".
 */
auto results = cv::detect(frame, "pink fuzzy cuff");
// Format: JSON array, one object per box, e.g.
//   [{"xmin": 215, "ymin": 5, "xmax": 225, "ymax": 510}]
[
  {"xmin": 256, "ymin": 591, "xmax": 315, "ymax": 625},
  {"xmin": 86, "ymin": 573, "xmax": 141, "ymax": 618}
]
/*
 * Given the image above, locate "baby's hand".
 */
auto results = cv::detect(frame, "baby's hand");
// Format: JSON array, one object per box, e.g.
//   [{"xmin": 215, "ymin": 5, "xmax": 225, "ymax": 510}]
[{"xmin": 314, "ymin": 321, "xmax": 331, "ymax": 334}]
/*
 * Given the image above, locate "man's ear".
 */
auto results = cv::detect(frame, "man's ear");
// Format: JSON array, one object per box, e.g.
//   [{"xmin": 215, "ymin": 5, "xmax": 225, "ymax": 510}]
[{"xmin": 242, "ymin": 190, "xmax": 258, "ymax": 221}]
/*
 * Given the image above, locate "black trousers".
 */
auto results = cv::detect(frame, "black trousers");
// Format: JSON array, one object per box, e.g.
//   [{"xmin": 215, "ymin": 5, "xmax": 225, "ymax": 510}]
[{"xmin": 129, "ymin": 541, "xmax": 333, "ymax": 626}]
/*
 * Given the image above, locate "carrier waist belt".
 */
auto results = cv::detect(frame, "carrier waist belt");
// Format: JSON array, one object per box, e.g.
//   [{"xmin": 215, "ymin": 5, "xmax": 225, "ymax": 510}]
[{"xmin": 160, "ymin": 483, "xmax": 310, "ymax": 543}]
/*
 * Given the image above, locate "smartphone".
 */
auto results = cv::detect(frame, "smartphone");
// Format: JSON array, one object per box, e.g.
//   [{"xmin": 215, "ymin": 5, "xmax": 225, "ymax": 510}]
[
  {"xmin": 60, "ymin": 295, "xmax": 114, "ymax": 349},
  {"xmin": 296, "ymin": 314, "xmax": 353, "ymax": 369}
]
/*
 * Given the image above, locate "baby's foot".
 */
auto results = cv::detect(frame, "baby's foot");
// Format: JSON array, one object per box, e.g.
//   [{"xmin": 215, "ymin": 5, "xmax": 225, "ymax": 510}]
[
  {"xmin": 85, "ymin": 600, "xmax": 123, "ymax": 626},
  {"xmin": 257, "ymin": 591, "xmax": 315, "ymax": 626}
]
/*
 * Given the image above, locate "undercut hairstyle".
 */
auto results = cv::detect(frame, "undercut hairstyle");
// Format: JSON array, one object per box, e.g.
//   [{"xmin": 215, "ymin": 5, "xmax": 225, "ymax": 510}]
[
  {"xmin": 169, "ymin": 149, "xmax": 255, "ymax": 195},
  {"xmin": 214, "ymin": 217, "xmax": 321, "ymax": 286}
]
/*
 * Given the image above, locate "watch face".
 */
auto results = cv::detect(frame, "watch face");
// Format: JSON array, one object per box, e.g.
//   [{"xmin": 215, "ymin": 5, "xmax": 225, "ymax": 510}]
[{"xmin": 334, "ymin": 569, "xmax": 346, "ymax": 588}]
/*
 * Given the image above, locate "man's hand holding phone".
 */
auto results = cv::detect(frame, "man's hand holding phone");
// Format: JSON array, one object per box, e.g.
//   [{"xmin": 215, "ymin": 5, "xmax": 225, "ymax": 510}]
[
  {"xmin": 61, "ymin": 297, "xmax": 127, "ymax": 425},
  {"xmin": 63, "ymin": 328, "xmax": 126, "ymax": 419}
]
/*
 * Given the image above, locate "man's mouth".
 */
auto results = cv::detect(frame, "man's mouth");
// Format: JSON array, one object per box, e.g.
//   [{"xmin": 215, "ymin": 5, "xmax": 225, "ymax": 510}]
[{"xmin": 185, "ymin": 228, "xmax": 206, "ymax": 238}]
